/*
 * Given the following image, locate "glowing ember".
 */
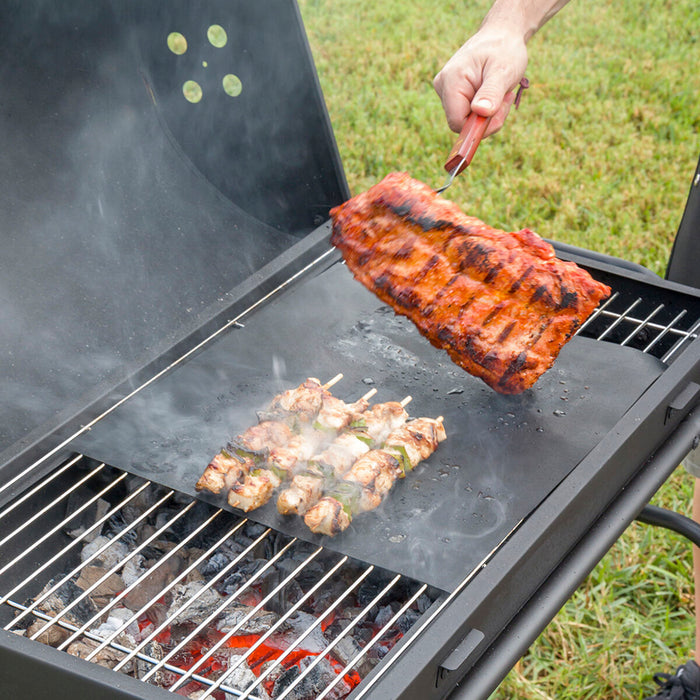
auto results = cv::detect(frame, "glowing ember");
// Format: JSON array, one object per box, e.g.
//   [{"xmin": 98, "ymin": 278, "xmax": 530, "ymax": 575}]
[{"xmin": 11, "ymin": 475, "xmax": 440, "ymax": 699}]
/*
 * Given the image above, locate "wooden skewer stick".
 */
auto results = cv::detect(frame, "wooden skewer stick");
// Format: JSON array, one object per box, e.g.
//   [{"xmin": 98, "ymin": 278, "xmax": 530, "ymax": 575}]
[
  {"xmin": 322, "ymin": 373, "xmax": 343, "ymax": 389},
  {"xmin": 360, "ymin": 387, "xmax": 378, "ymax": 402},
  {"xmin": 400, "ymin": 395, "xmax": 412, "ymax": 408}
]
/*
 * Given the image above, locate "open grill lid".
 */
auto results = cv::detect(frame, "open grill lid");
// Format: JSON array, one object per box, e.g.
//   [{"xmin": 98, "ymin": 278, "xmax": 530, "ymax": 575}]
[{"xmin": 0, "ymin": 0, "xmax": 348, "ymax": 472}]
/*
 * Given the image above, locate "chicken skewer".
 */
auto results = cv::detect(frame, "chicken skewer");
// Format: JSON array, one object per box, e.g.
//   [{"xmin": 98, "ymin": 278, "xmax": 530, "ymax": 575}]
[
  {"xmin": 227, "ymin": 388, "xmax": 377, "ymax": 512},
  {"xmin": 195, "ymin": 374, "xmax": 342, "ymax": 495},
  {"xmin": 303, "ymin": 416, "xmax": 446, "ymax": 536},
  {"xmin": 256, "ymin": 373, "xmax": 343, "ymax": 425},
  {"xmin": 277, "ymin": 396, "xmax": 412, "ymax": 516}
]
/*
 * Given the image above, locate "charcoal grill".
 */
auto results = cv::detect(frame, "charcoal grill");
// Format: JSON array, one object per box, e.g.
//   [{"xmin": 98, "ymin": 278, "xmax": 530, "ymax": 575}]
[{"xmin": 2, "ymin": 2, "xmax": 700, "ymax": 699}]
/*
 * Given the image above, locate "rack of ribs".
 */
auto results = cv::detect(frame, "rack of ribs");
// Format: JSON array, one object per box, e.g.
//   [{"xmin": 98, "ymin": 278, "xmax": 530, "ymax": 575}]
[{"xmin": 330, "ymin": 171, "xmax": 611, "ymax": 394}]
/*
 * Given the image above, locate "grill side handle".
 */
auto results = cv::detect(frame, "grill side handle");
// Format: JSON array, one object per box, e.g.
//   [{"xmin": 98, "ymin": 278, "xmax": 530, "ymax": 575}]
[
  {"xmin": 665, "ymin": 381, "xmax": 700, "ymax": 423},
  {"xmin": 438, "ymin": 628, "xmax": 486, "ymax": 680}
]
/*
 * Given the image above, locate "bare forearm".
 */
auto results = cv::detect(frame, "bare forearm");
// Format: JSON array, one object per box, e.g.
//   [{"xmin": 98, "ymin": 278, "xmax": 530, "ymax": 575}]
[
  {"xmin": 479, "ymin": 0, "xmax": 573, "ymax": 43},
  {"xmin": 434, "ymin": 0, "xmax": 573, "ymax": 134}
]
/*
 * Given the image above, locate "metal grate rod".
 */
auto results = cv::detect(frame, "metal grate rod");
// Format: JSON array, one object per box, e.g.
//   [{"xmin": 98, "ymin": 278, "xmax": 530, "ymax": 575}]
[
  {"xmin": 594, "ymin": 307, "xmax": 697, "ymax": 345},
  {"xmin": 112, "ymin": 523, "xmax": 274, "ymax": 673},
  {"xmin": 1, "ymin": 477, "xmax": 153, "ymax": 615},
  {"xmin": 0, "ymin": 453, "xmax": 86, "ymax": 500},
  {"xmin": 85, "ymin": 518, "xmax": 249, "ymax": 662},
  {"xmin": 141, "ymin": 535, "xmax": 300, "ymax": 683},
  {"xmin": 234, "ymin": 564, "xmax": 376, "ymax": 700},
  {"xmin": 0, "ymin": 465, "xmax": 121, "ymax": 581},
  {"xmin": 7, "ymin": 486, "xmax": 174, "ymax": 629},
  {"xmin": 0, "ymin": 461, "xmax": 107, "ymax": 558},
  {"xmin": 55, "ymin": 503, "xmax": 220, "ymax": 652},
  {"xmin": 317, "ymin": 583, "xmax": 429, "ymax": 700},
  {"xmin": 4, "ymin": 599, "xmax": 254, "ymax": 698},
  {"xmin": 167, "ymin": 544, "xmax": 323, "ymax": 692},
  {"xmin": 575, "ymin": 293, "xmax": 619, "ymax": 335},
  {"xmin": 351, "ymin": 523, "xmax": 519, "ymax": 699},
  {"xmin": 662, "ymin": 316, "xmax": 700, "ymax": 364},
  {"xmin": 142, "ymin": 536, "xmax": 300, "ymax": 684},
  {"xmin": 275, "ymin": 574, "xmax": 403, "ymax": 700},
  {"xmin": 620, "ymin": 303, "xmax": 665, "ymax": 347},
  {"xmin": 27, "ymin": 500, "xmax": 199, "ymax": 645},
  {"xmin": 139, "ymin": 535, "xmax": 298, "ymax": 683},
  {"xmin": 0, "ymin": 453, "xmax": 83, "ymax": 523},
  {"xmin": 595, "ymin": 298, "xmax": 642, "ymax": 342},
  {"xmin": 198, "ymin": 555, "xmax": 351, "ymax": 699},
  {"xmin": 644, "ymin": 309, "xmax": 687, "ymax": 354}
]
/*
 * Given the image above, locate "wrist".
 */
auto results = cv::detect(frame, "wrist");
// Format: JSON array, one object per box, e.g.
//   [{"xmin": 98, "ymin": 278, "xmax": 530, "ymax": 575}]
[
  {"xmin": 479, "ymin": 9, "xmax": 536, "ymax": 44},
  {"xmin": 479, "ymin": 0, "xmax": 570, "ymax": 44}
]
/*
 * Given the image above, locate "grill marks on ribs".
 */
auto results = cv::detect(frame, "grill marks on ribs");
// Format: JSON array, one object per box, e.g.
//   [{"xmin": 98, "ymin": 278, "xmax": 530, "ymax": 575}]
[{"xmin": 330, "ymin": 172, "xmax": 611, "ymax": 394}]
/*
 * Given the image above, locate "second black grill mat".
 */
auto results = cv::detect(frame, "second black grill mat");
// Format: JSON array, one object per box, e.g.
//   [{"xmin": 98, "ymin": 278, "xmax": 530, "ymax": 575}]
[{"xmin": 76, "ymin": 261, "xmax": 664, "ymax": 592}]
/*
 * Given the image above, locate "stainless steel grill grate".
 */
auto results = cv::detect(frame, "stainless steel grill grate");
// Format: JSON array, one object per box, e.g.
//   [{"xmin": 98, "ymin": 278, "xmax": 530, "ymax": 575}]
[
  {"xmin": 0, "ymin": 456, "xmax": 441, "ymax": 699},
  {"xmin": 577, "ymin": 291, "xmax": 700, "ymax": 364},
  {"xmin": 2, "ymin": 281, "xmax": 699, "ymax": 699}
]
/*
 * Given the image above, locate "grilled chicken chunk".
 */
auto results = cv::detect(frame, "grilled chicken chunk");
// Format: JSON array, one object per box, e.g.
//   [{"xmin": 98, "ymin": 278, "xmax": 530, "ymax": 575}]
[
  {"xmin": 303, "ymin": 496, "xmax": 351, "ymax": 537},
  {"xmin": 197, "ymin": 378, "xmax": 331, "ymax": 496},
  {"xmin": 277, "ymin": 474, "xmax": 325, "ymax": 516},
  {"xmin": 330, "ymin": 172, "xmax": 611, "ymax": 394},
  {"xmin": 310, "ymin": 400, "xmax": 409, "ymax": 479},
  {"xmin": 229, "ymin": 420, "xmax": 293, "ymax": 455},
  {"xmin": 315, "ymin": 394, "xmax": 370, "ymax": 431},
  {"xmin": 360, "ymin": 401, "xmax": 410, "ymax": 442},
  {"xmin": 383, "ymin": 417, "xmax": 447, "ymax": 473},
  {"xmin": 195, "ymin": 451, "xmax": 251, "ymax": 494},
  {"xmin": 229, "ymin": 393, "xmax": 376, "ymax": 513},
  {"xmin": 276, "ymin": 400, "xmax": 411, "ymax": 516},
  {"xmin": 259, "ymin": 377, "xmax": 330, "ymax": 424},
  {"xmin": 310, "ymin": 433, "xmax": 371, "ymax": 478},
  {"xmin": 228, "ymin": 469, "xmax": 281, "ymax": 512},
  {"xmin": 344, "ymin": 451, "xmax": 403, "ymax": 504},
  {"xmin": 268, "ymin": 431, "xmax": 326, "ymax": 477},
  {"xmin": 304, "ymin": 416, "xmax": 446, "ymax": 536}
]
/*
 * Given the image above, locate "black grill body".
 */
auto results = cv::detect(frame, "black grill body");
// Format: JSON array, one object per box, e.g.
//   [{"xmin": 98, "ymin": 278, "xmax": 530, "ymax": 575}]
[{"xmin": 1, "ymin": 3, "xmax": 700, "ymax": 700}]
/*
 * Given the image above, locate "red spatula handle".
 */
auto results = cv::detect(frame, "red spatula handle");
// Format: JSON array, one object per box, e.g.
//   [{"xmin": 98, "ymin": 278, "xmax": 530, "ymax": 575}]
[{"xmin": 444, "ymin": 112, "xmax": 491, "ymax": 174}]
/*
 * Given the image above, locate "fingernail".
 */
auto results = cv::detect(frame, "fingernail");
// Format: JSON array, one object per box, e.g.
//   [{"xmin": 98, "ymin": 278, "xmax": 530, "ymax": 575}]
[{"xmin": 473, "ymin": 98, "xmax": 493, "ymax": 111}]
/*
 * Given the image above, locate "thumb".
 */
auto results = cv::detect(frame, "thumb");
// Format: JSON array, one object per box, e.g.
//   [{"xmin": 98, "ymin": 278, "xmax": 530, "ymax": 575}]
[{"xmin": 470, "ymin": 82, "xmax": 508, "ymax": 117}]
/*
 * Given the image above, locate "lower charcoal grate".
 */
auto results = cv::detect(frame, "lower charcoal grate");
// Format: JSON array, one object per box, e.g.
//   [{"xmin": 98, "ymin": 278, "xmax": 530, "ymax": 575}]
[{"xmin": 0, "ymin": 455, "xmax": 443, "ymax": 699}]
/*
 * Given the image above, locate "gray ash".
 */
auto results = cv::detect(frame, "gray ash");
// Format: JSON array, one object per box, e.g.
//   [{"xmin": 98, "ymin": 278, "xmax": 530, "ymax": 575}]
[{"xmin": 14, "ymin": 466, "xmax": 444, "ymax": 699}]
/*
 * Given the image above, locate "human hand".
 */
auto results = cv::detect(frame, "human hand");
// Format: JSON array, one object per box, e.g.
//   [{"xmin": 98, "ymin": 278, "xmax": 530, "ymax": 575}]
[{"xmin": 433, "ymin": 27, "xmax": 529, "ymax": 136}]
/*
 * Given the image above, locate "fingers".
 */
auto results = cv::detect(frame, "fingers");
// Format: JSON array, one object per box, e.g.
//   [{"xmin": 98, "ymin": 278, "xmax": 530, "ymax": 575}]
[
  {"xmin": 481, "ymin": 90, "xmax": 516, "ymax": 137},
  {"xmin": 434, "ymin": 29, "xmax": 528, "ymax": 135},
  {"xmin": 470, "ymin": 69, "xmax": 513, "ymax": 117},
  {"xmin": 433, "ymin": 66, "xmax": 477, "ymax": 134}
]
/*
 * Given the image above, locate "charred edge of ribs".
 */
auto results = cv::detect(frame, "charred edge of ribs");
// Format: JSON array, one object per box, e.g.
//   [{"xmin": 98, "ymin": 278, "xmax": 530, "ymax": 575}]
[{"xmin": 330, "ymin": 172, "xmax": 611, "ymax": 394}]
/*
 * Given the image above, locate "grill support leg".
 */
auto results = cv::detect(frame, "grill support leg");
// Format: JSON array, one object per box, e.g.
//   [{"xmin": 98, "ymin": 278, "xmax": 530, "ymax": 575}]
[{"xmin": 635, "ymin": 504, "xmax": 700, "ymax": 548}]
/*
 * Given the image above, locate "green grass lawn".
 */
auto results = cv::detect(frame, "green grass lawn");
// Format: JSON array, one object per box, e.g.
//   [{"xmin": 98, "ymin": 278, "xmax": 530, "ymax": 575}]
[{"xmin": 298, "ymin": 0, "xmax": 700, "ymax": 697}]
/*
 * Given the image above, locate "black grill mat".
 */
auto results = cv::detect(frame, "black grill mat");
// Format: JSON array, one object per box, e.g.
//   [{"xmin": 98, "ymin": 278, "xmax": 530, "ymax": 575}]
[{"xmin": 75, "ymin": 261, "xmax": 665, "ymax": 592}]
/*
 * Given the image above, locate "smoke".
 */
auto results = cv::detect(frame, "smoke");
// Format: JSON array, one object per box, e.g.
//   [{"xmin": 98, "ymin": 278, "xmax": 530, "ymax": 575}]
[{"xmin": 0, "ymin": 1, "xmax": 325, "ymax": 459}]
